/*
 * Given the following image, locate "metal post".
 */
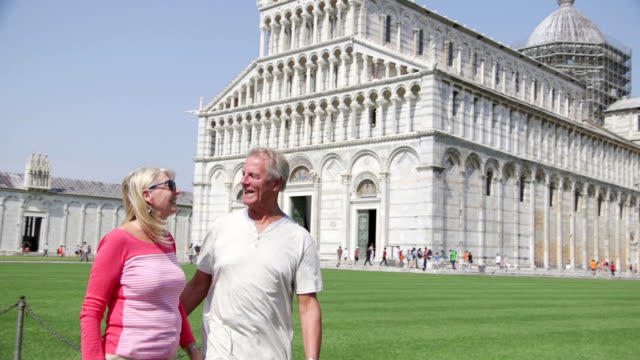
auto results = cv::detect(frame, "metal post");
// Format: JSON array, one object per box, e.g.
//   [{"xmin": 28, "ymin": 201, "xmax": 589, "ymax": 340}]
[{"xmin": 14, "ymin": 296, "xmax": 25, "ymax": 360}]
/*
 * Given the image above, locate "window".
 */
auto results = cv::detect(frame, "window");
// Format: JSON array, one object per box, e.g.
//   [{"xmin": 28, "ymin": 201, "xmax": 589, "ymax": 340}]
[
  {"xmin": 519, "ymin": 176, "xmax": 526, "ymax": 202},
  {"xmin": 637, "ymin": 115, "xmax": 640, "ymax": 131},
  {"xmin": 492, "ymin": 103, "xmax": 498, "ymax": 128},
  {"xmin": 597, "ymin": 196, "xmax": 603, "ymax": 216},
  {"xmin": 385, "ymin": 15, "xmax": 392, "ymax": 43},
  {"xmin": 534, "ymin": 80, "xmax": 539, "ymax": 101},
  {"xmin": 515, "ymin": 72, "xmax": 520, "ymax": 93},
  {"xmin": 418, "ymin": 29, "xmax": 424, "ymax": 55},
  {"xmin": 551, "ymin": 88, "xmax": 557, "ymax": 109},
  {"xmin": 486, "ymin": 171, "xmax": 493, "ymax": 196},
  {"xmin": 494, "ymin": 62, "xmax": 501, "ymax": 85},
  {"xmin": 447, "ymin": 42, "xmax": 454, "ymax": 67},
  {"xmin": 473, "ymin": 97, "xmax": 479, "ymax": 122},
  {"xmin": 549, "ymin": 186, "xmax": 554, "ymax": 207},
  {"xmin": 472, "ymin": 53, "xmax": 478, "ymax": 77},
  {"xmin": 452, "ymin": 90, "xmax": 459, "ymax": 117},
  {"xmin": 371, "ymin": 108, "xmax": 377, "ymax": 127},
  {"xmin": 574, "ymin": 191, "xmax": 580, "ymax": 212}
]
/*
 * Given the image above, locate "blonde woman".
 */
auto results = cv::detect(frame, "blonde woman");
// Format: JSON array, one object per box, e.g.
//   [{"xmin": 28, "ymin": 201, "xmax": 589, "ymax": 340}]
[{"xmin": 80, "ymin": 168, "xmax": 201, "ymax": 360}]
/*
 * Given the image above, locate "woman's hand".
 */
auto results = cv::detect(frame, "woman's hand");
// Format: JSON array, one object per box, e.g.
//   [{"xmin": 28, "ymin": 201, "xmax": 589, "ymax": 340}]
[{"xmin": 183, "ymin": 342, "xmax": 202, "ymax": 360}]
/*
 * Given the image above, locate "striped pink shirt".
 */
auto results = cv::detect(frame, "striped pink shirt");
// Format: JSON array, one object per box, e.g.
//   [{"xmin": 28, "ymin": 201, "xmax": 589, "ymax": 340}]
[{"xmin": 80, "ymin": 229, "xmax": 195, "ymax": 360}]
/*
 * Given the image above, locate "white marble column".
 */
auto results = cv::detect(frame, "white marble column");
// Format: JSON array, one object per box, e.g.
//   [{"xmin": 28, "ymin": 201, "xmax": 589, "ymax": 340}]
[
  {"xmin": 376, "ymin": 99, "xmax": 387, "ymax": 136},
  {"xmin": 290, "ymin": 16, "xmax": 298, "ymax": 50},
  {"xmin": 615, "ymin": 195, "xmax": 622, "ymax": 267},
  {"xmin": 260, "ymin": 25, "xmax": 268, "ymax": 57},
  {"xmin": 513, "ymin": 174, "xmax": 520, "ymax": 269},
  {"xmin": 529, "ymin": 177, "xmax": 536, "ymax": 269},
  {"xmin": 329, "ymin": 57, "xmax": 338, "ymax": 90},
  {"xmin": 269, "ymin": 118, "xmax": 277, "ymax": 148},
  {"xmin": 305, "ymin": 64, "xmax": 314, "ymax": 94},
  {"xmin": 391, "ymin": 96, "xmax": 400, "ymax": 134},
  {"xmin": 336, "ymin": 103, "xmax": 356, "ymax": 141},
  {"xmin": 364, "ymin": 101, "xmax": 374, "ymax": 138},
  {"xmin": 303, "ymin": 109, "xmax": 313, "ymax": 145},
  {"xmin": 290, "ymin": 114, "xmax": 301, "ymax": 147},
  {"xmin": 314, "ymin": 108, "xmax": 325, "ymax": 145},
  {"xmin": 342, "ymin": 175, "xmax": 352, "ymax": 249},
  {"xmin": 325, "ymin": 107, "xmax": 337, "ymax": 143},
  {"xmin": 78, "ymin": 204, "xmax": 87, "ymax": 248},
  {"xmin": 543, "ymin": 180, "xmax": 550, "ymax": 269},
  {"xmin": 112, "ymin": 207, "xmax": 119, "ymax": 229},
  {"xmin": 96, "ymin": 205, "xmax": 103, "ymax": 243},
  {"xmin": 569, "ymin": 183, "xmax": 576, "ymax": 270},
  {"xmin": 556, "ymin": 184, "xmax": 563, "ymax": 269},
  {"xmin": 317, "ymin": 59, "xmax": 326, "ymax": 92},
  {"xmin": 379, "ymin": 172, "xmax": 390, "ymax": 251},
  {"xmin": 497, "ymin": 177, "xmax": 505, "ymax": 257},
  {"xmin": 279, "ymin": 115, "xmax": 288, "ymax": 148},
  {"xmin": 582, "ymin": 187, "xmax": 589, "ymax": 269},
  {"xmin": 479, "ymin": 175, "xmax": 487, "ymax": 265}
]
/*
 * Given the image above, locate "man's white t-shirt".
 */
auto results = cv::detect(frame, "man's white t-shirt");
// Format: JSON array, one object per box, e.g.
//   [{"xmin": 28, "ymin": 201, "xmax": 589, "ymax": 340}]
[{"xmin": 197, "ymin": 210, "xmax": 323, "ymax": 360}]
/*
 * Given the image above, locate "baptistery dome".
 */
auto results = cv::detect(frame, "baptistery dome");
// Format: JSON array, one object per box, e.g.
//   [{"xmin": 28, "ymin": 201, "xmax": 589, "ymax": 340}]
[{"xmin": 525, "ymin": 0, "xmax": 605, "ymax": 47}]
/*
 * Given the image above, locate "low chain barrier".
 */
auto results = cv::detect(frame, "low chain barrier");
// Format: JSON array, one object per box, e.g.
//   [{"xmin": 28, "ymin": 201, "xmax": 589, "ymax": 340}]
[
  {"xmin": 3, "ymin": 296, "xmax": 195, "ymax": 359},
  {"xmin": 0, "ymin": 302, "xmax": 18, "ymax": 316}
]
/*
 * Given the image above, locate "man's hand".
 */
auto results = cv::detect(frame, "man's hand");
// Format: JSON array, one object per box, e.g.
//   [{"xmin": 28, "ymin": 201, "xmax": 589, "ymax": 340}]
[{"xmin": 181, "ymin": 270, "xmax": 212, "ymax": 315}]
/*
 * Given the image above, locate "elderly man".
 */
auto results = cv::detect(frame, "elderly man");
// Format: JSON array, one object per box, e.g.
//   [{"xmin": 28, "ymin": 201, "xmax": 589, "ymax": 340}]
[{"xmin": 181, "ymin": 147, "xmax": 323, "ymax": 360}]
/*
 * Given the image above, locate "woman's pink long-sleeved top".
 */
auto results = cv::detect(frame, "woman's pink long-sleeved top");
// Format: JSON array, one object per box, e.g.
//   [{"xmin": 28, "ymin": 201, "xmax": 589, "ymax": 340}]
[{"xmin": 80, "ymin": 229, "xmax": 195, "ymax": 360}]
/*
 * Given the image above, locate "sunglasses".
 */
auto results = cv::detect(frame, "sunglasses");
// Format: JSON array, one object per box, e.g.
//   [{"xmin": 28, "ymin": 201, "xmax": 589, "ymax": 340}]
[{"xmin": 147, "ymin": 179, "xmax": 177, "ymax": 192}]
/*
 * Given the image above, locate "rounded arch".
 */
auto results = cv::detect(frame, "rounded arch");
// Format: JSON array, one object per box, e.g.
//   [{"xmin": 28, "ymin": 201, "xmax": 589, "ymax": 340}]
[
  {"xmin": 484, "ymin": 158, "xmax": 501, "ymax": 178},
  {"xmin": 319, "ymin": 152, "xmax": 344, "ymax": 177},
  {"xmin": 352, "ymin": 171, "xmax": 380, "ymax": 196},
  {"xmin": 288, "ymin": 153, "xmax": 315, "ymax": 173},
  {"xmin": 464, "ymin": 153, "xmax": 482, "ymax": 178},
  {"xmin": 347, "ymin": 149, "xmax": 383, "ymax": 174},
  {"xmin": 384, "ymin": 145, "xmax": 420, "ymax": 172},
  {"xmin": 207, "ymin": 165, "xmax": 228, "ymax": 184},
  {"xmin": 440, "ymin": 147, "xmax": 462, "ymax": 170},
  {"xmin": 502, "ymin": 161, "xmax": 517, "ymax": 182}
]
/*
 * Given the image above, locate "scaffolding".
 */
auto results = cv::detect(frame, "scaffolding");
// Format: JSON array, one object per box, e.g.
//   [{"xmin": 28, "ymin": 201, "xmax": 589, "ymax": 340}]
[{"xmin": 521, "ymin": 40, "xmax": 631, "ymax": 124}]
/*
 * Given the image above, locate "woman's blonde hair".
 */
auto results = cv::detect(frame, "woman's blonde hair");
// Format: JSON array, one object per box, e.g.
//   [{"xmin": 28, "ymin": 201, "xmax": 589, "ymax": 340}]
[{"xmin": 121, "ymin": 167, "xmax": 176, "ymax": 246}]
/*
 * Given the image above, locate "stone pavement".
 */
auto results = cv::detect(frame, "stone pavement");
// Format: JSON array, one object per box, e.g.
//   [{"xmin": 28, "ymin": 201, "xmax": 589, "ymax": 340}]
[{"xmin": 322, "ymin": 259, "xmax": 640, "ymax": 280}]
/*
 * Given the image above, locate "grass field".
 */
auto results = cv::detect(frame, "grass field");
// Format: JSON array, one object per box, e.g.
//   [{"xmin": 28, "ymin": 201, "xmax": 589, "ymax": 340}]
[{"xmin": 0, "ymin": 262, "xmax": 639, "ymax": 360}]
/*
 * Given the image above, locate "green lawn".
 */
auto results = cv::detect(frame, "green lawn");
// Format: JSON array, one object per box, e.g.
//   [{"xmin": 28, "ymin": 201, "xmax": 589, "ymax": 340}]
[{"xmin": 0, "ymin": 263, "xmax": 638, "ymax": 359}]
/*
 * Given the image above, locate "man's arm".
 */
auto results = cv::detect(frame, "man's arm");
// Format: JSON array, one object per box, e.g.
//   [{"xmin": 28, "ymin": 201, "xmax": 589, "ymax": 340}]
[
  {"xmin": 180, "ymin": 270, "xmax": 212, "ymax": 315},
  {"xmin": 298, "ymin": 293, "xmax": 322, "ymax": 359}
]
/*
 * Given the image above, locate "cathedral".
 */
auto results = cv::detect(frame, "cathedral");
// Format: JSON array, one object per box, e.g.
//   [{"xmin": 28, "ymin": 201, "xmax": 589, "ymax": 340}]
[{"xmin": 190, "ymin": 0, "xmax": 640, "ymax": 271}]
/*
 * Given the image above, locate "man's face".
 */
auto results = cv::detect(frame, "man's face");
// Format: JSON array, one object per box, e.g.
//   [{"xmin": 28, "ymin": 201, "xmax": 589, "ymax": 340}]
[{"xmin": 241, "ymin": 155, "xmax": 281, "ymax": 210}]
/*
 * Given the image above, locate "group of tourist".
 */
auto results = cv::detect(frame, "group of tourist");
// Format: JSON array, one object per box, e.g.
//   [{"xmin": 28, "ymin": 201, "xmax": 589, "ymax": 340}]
[
  {"xmin": 589, "ymin": 259, "xmax": 618, "ymax": 276},
  {"xmin": 80, "ymin": 148, "xmax": 322, "ymax": 360}
]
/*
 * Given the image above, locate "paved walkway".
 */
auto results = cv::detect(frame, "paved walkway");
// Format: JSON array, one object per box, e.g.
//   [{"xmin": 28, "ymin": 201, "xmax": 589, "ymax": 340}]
[{"xmin": 322, "ymin": 260, "xmax": 640, "ymax": 280}]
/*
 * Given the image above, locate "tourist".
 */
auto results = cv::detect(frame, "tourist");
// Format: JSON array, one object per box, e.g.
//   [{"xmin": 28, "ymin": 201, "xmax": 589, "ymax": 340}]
[
  {"xmin": 180, "ymin": 148, "xmax": 322, "ymax": 359},
  {"xmin": 354, "ymin": 247, "xmax": 360, "ymax": 265},
  {"xmin": 79, "ymin": 242, "xmax": 90, "ymax": 262},
  {"xmin": 80, "ymin": 167, "xmax": 200, "ymax": 360},
  {"xmin": 337, "ymin": 245, "xmax": 343, "ymax": 267},
  {"xmin": 379, "ymin": 247, "xmax": 388, "ymax": 266},
  {"xmin": 187, "ymin": 243, "xmax": 195, "ymax": 264},
  {"xmin": 450, "ymin": 249, "xmax": 457, "ymax": 270},
  {"xmin": 42, "ymin": 244, "xmax": 49, "ymax": 257},
  {"xmin": 590, "ymin": 259, "xmax": 598, "ymax": 275},
  {"xmin": 610, "ymin": 262, "xmax": 616, "ymax": 276},
  {"xmin": 495, "ymin": 253, "xmax": 502, "ymax": 269},
  {"xmin": 364, "ymin": 245, "xmax": 373, "ymax": 266}
]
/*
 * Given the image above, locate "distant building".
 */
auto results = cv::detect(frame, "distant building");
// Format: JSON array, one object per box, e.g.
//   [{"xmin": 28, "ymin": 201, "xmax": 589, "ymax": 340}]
[
  {"xmin": 190, "ymin": 0, "xmax": 639, "ymax": 271},
  {"xmin": 0, "ymin": 154, "xmax": 193, "ymax": 261}
]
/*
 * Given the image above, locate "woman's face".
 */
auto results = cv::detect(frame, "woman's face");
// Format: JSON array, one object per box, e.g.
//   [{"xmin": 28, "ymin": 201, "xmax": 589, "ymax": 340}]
[{"xmin": 144, "ymin": 172, "xmax": 180, "ymax": 220}]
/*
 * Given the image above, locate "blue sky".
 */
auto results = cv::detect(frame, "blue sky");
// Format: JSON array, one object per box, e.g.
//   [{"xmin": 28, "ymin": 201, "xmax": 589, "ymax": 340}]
[{"xmin": 2, "ymin": 0, "xmax": 638, "ymax": 192}]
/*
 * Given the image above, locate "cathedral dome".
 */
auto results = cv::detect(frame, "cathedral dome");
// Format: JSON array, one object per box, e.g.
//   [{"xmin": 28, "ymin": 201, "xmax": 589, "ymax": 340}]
[{"xmin": 525, "ymin": 0, "xmax": 605, "ymax": 47}]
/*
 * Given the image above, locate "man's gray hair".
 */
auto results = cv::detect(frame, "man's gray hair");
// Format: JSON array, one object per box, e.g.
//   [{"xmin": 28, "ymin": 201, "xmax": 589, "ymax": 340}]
[{"xmin": 248, "ymin": 147, "xmax": 290, "ymax": 192}]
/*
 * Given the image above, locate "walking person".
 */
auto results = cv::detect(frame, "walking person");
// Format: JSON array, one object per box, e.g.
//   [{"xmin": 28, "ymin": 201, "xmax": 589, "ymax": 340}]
[
  {"xmin": 364, "ymin": 246, "xmax": 373, "ymax": 266},
  {"xmin": 354, "ymin": 247, "xmax": 360, "ymax": 265},
  {"xmin": 80, "ymin": 242, "xmax": 91, "ymax": 262},
  {"xmin": 379, "ymin": 247, "xmax": 388, "ymax": 266},
  {"xmin": 42, "ymin": 244, "xmax": 49, "ymax": 257},
  {"xmin": 81, "ymin": 167, "xmax": 200, "ymax": 359},
  {"xmin": 181, "ymin": 148, "xmax": 322, "ymax": 360},
  {"xmin": 450, "ymin": 249, "xmax": 458, "ymax": 270},
  {"xmin": 610, "ymin": 262, "xmax": 616, "ymax": 276},
  {"xmin": 337, "ymin": 246, "xmax": 343, "ymax": 267}
]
